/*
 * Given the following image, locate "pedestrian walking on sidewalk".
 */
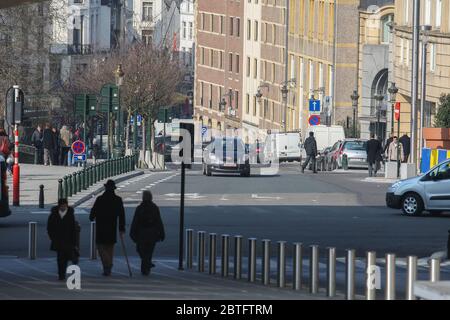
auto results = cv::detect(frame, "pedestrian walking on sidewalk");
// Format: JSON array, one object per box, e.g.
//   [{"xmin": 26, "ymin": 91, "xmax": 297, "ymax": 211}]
[
  {"xmin": 47, "ymin": 199, "xmax": 79, "ymax": 281},
  {"xmin": 52, "ymin": 127, "xmax": 60, "ymax": 165},
  {"xmin": 42, "ymin": 123, "xmax": 54, "ymax": 166},
  {"xmin": 388, "ymin": 136, "xmax": 404, "ymax": 162},
  {"xmin": 301, "ymin": 132, "xmax": 318, "ymax": 174},
  {"xmin": 31, "ymin": 125, "xmax": 43, "ymax": 164},
  {"xmin": 366, "ymin": 133, "xmax": 382, "ymax": 177},
  {"xmin": 399, "ymin": 133, "xmax": 411, "ymax": 163},
  {"xmin": 130, "ymin": 191, "xmax": 165, "ymax": 276},
  {"xmin": 59, "ymin": 125, "xmax": 72, "ymax": 166},
  {"xmin": 89, "ymin": 179, "xmax": 126, "ymax": 276}
]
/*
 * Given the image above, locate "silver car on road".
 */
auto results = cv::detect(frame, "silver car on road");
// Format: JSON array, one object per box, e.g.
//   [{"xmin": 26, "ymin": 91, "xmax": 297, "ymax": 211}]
[
  {"xmin": 386, "ymin": 159, "xmax": 450, "ymax": 215},
  {"xmin": 337, "ymin": 139, "xmax": 368, "ymax": 169}
]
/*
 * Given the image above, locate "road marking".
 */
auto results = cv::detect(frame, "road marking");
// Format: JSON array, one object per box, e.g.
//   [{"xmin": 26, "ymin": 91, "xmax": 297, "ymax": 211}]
[
  {"xmin": 164, "ymin": 193, "xmax": 206, "ymax": 200},
  {"xmin": 251, "ymin": 194, "xmax": 282, "ymax": 200}
]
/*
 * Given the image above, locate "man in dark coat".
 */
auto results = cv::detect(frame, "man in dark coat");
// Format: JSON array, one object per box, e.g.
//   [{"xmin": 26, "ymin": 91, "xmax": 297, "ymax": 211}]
[
  {"xmin": 301, "ymin": 132, "xmax": 318, "ymax": 173},
  {"xmin": 89, "ymin": 179, "xmax": 126, "ymax": 276},
  {"xmin": 47, "ymin": 198, "xmax": 77, "ymax": 280},
  {"xmin": 366, "ymin": 133, "xmax": 382, "ymax": 177},
  {"xmin": 42, "ymin": 123, "xmax": 54, "ymax": 165},
  {"xmin": 399, "ymin": 134, "xmax": 411, "ymax": 163},
  {"xmin": 130, "ymin": 191, "xmax": 165, "ymax": 275},
  {"xmin": 31, "ymin": 125, "xmax": 43, "ymax": 164}
]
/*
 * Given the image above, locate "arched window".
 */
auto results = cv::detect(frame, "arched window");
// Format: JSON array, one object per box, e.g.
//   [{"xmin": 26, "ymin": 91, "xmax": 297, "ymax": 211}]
[{"xmin": 380, "ymin": 14, "xmax": 394, "ymax": 44}]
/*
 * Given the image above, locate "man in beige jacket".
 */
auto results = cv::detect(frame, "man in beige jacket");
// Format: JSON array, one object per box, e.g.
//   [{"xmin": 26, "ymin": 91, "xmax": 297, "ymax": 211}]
[{"xmin": 387, "ymin": 136, "xmax": 404, "ymax": 162}]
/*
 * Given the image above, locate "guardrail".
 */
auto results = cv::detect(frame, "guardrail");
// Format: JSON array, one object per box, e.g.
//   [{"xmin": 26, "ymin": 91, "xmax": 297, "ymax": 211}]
[
  {"xmin": 184, "ymin": 229, "xmax": 445, "ymax": 300},
  {"xmin": 57, "ymin": 154, "xmax": 138, "ymax": 200}
]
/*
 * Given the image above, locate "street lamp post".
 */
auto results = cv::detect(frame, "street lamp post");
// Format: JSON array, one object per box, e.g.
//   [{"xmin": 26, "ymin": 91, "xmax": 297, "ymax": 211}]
[
  {"xmin": 115, "ymin": 64, "xmax": 125, "ymax": 158},
  {"xmin": 420, "ymin": 25, "xmax": 432, "ymax": 160},
  {"xmin": 388, "ymin": 82, "xmax": 398, "ymax": 135},
  {"xmin": 281, "ymin": 79, "xmax": 296, "ymax": 132},
  {"xmin": 350, "ymin": 90, "xmax": 359, "ymax": 138},
  {"xmin": 374, "ymin": 94, "xmax": 384, "ymax": 140}
]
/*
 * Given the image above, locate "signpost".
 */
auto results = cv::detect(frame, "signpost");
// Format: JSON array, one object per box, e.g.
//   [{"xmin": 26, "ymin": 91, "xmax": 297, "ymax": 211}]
[
  {"xmin": 309, "ymin": 99, "xmax": 321, "ymax": 113},
  {"xmin": 6, "ymin": 85, "xmax": 24, "ymax": 207},
  {"xmin": 395, "ymin": 102, "xmax": 401, "ymax": 178},
  {"xmin": 308, "ymin": 115, "xmax": 321, "ymax": 126},
  {"xmin": 201, "ymin": 126, "xmax": 208, "ymax": 137},
  {"xmin": 71, "ymin": 140, "xmax": 86, "ymax": 166}
]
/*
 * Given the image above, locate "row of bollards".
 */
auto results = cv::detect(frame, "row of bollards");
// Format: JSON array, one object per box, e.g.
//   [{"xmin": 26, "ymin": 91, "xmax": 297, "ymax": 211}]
[
  {"xmin": 185, "ymin": 229, "xmax": 445, "ymax": 300},
  {"xmin": 57, "ymin": 154, "xmax": 138, "ymax": 202}
]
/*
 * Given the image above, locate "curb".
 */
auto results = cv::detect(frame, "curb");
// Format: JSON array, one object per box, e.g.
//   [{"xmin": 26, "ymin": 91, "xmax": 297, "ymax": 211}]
[{"xmin": 72, "ymin": 170, "xmax": 145, "ymax": 208}]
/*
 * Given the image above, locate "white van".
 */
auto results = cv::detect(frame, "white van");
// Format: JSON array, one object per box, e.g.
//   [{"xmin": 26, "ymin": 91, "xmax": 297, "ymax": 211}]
[
  {"xmin": 264, "ymin": 131, "xmax": 303, "ymax": 163},
  {"xmin": 307, "ymin": 125, "xmax": 345, "ymax": 152}
]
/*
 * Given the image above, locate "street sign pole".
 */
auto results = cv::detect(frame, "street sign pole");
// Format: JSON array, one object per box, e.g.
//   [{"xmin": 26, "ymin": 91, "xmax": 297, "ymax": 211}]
[
  {"xmin": 163, "ymin": 109, "xmax": 167, "ymax": 170},
  {"xmin": 178, "ymin": 161, "xmax": 185, "ymax": 270}
]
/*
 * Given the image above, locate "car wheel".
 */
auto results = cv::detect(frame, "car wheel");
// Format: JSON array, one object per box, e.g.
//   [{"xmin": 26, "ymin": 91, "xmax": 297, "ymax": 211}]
[{"xmin": 401, "ymin": 193, "xmax": 424, "ymax": 216}]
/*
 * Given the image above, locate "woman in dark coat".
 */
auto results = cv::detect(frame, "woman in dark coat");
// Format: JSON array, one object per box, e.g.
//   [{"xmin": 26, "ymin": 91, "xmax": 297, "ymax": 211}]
[
  {"xmin": 130, "ymin": 190, "xmax": 165, "ymax": 276},
  {"xmin": 47, "ymin": 198, "xmax": 78, "ymax": 280}
]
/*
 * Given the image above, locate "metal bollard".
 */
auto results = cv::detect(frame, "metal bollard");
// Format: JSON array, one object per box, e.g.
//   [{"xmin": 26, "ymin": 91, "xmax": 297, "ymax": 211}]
[
  {"xmin": 385, "ymin": 253, "xmax": 396, "ymax": 300},
  {"xmin": 248, "ymin": 238, "xmax": 257, "ymax": 282},
  {"xmin": 186, "ymin": 229, "xmax": 194, "ymax": 269},
  {"xmin": 309, "ymin": 245, "xmax": 319, "ymax": 294},
  {"xmin": 366, "ymin": 251, "xmax": 377, "ymax": 300},
  {"xmin": 63, "ymin": 176, "xmax": 68, "ymax": 199},
  {"xmin": 234, "ymin": 235, "xmax": 243, "ymax": 280},
  {"xmin": 38, "ymin": 185, "xmax": 44, "ymax": 208},
  {"xmin": 327, "ymin": 247, "xmax": 336, "ymax": 297},
  {"xmin": 262, "ymin": 239, "xmax": 271, "ymax": 285},
  {"xmin": 277, "ymin": 241, "xmax": 286, "ymax": 288},
  {"xmin": 293, "ymin": 243, "xmax": 303, "ymax": 290},
  {"xmin": 90, "ymin": 221, "xmax": 97, "ymax": 260},
  {"xmin": 197, "ymin": 231, "xmax": 206, "ymax": 272},
  {"xmin": 68, "ymin": 174, "xmax": 73, "ymax": 197},
  {"xmin": 57, "ymin": 179, "xmax": 63, "ymax": 200},
  {"xmin": 82, "ymin": 169, "xmax": 87, "ymax": 190},
  {"xmin": 221, "ymin": 234, "xmax": 230, "ymax": 277},
  {"xmin": 28, "ymin": 222, "xmax": 37, "ymax": 260},
  {"xmin": 209, "ymin": 233, "xmax": 217, "ymax": 275},
  {"xmin": 346, "ymin": 249, "xmax": 356, "ymax": 300},
  {"xmin": 406, "ymin": 255, "xmax": 417, "ymax": 300},
  {"xmin": 430, "ymin": 258, "xmax": 440, "ymax": 282},
  {"xmin": 78, "ymin": 172, "xmax": 82, "ymax": 193}
]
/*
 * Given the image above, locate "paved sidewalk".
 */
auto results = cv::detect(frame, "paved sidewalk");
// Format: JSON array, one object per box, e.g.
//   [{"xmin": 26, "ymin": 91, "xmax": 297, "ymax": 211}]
[{"xmin": 0, "ymin": 257, "xmax": 339, "ymax": 300}]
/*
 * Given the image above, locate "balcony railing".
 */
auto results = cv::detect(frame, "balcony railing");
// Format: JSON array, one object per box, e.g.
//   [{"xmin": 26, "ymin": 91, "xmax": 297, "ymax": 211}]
[{"xmin": 50, "ymin": 44, "xmax": 93, "ymax": 55}]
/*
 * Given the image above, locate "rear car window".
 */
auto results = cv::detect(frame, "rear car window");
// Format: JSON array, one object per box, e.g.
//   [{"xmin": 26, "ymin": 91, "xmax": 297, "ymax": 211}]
[{"xmin": 344, "ymin": 141, "xmax": 367, "ymax": 151}]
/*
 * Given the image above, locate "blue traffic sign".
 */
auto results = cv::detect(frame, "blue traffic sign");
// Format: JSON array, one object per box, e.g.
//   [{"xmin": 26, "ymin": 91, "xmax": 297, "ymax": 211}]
[
  {"xmin": 137, "ymin": 114, "xmax": 142, "ymax": 125},
  {"xmin": 309, "ymin": 99, "xmax": 321, "ymax": 113},
  {"xmin": 201, "ymin": 126, "xmax": 208, "ymax": 137},
  {"xmin": 73, "ymin": 154, "xmax": 86, "ymax": 162}
]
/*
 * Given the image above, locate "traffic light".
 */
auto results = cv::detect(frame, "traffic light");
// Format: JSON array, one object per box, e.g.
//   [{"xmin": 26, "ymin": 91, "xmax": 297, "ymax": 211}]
[
  {"xmin": 75, "ymin": 94, "xmax": 97, "ymax": 116},
  {"xmin": 100, "ymin": 84, "xmax": 119, "ymax": 113}
]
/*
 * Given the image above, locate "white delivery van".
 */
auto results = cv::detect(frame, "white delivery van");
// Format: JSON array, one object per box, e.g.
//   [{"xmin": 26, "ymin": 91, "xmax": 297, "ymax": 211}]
[
  {"xmin": 307, "ymin": 125, "xmax": 345, "ymax": 152},
  {"xmin": 264, "ymin": 131, "xmax": 303, "ymax": 163}
]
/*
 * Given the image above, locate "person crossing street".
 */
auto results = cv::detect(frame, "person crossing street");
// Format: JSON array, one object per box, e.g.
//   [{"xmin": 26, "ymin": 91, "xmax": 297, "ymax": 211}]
[
  {"xmin": 301, "ymin": 132, "xmax": 318, "ymax": 174},
  {"xmin": 366, "ymin": 134, "xmax": 382, "ymax": 177}
]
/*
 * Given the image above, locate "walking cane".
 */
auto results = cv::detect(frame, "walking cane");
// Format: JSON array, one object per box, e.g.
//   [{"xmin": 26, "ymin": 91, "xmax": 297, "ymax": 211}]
[{"xmin": 120, "ymin": 233, "xmax": 132, "ymax": 277}]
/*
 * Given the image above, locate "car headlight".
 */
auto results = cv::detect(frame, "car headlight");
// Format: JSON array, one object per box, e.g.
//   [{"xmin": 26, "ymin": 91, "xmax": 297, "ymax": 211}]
[{"xmin": 390, "ymin": 181, "xmax": 403, "ymax": 190}]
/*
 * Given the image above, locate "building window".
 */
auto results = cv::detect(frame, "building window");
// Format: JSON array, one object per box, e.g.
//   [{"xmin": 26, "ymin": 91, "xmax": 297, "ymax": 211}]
[
  {"xmin": 400, "ymin": 38, "xmax": 404, "ymax": 63},
  {"xmin": 272, "ymin": 63, "xmax": 275, "ymax": 82},
  {"xmin": 264, "ymin": 99, "xmax": 268, "ymax": 118},
  {"xmin": 380, "ymin": 14, "xmax": 393, "ymax": 44},
  {"xmin": 425, "ymin": 0, "xmax": 431, "ymax": 26},
  {"xmin": 253, "ymin": 96, "xmax": 257, "ymax": 116},
  {"xmin": 219, "ymin": 51, "xmax": 223, "ymax": 69},
  {"xmin": 254, "ymin": 21, "xmax": 258, "ymax": 41},
  {"xmin": 253, "ymin": 58, "xmax": 258, "ymax": 79},
  {"xmin": 142, "ymin": 2, "xmax": 153, "ymax": 22},
  {"xmin": 235, "ymin": 91, "xmax": 239, "ymax": 109},
  {"xmin": 200, "ymin": 82, "xmax": 204, "ymax": 106},
  {"xmin": 436, "ymin": 0, "xmax": 442, "ymax": 28},
  {"xmin": 201, "ymin": 13, "xmax": 205, "ymax": 30},
  {"xmin": 236, "ymin": 18, "xmax": 240, "ymax": 37},
  {"xmin": 201, "ymin": 47, "xmax": 205, "ymax": 65},
  {"xmin": 236, "ymin": 54, "xmax": 240, "ymax": 74},
  {"xmin": 210, "ymin": 84, "xmax": 213, "ymax": 108},
  {"xmin": 189, "ymin": 22, "xmax": 193, "ymax": 40},
  {"xmin": 182, "ymin": 21, "xmax": 187, "ymax": 39},
  {"xmin": 142, "ymin": 29, "xmax": 153, "ymax": 45},
  {"xmin": 211, "ymin": 14, "xmax": 215, "ymax": 33},
  {"xmin": 220, "ymin": 16, "xmax": 224, "ymax": 34},
  {"xmin": 246, "ymin": 94, "xmax": 250, "ymax": 114},
  {"xmin": 229, "ymin": 53, "xmax": 233, "ymax": 72},
  {"xmin": 404, "ymin": 0, "xmax": 409, "ymax": 25},
  {"xmin": 430, "ymin": 43, "xmax": 436, "ymax": 72},
  {"xmin": 230, "ymin": 17, "xmax": 234, "ymax": 35},
  {"xmin": 247, "ymin": 56, "xmax": 251, "ymax": 77},
  {"xmin": 247, "ymin": 19, "xmax": 251, "ymax": 40}
]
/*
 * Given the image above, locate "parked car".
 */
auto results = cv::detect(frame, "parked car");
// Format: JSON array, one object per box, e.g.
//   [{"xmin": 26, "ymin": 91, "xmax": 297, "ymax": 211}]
[
  {"xmin": 264, "ymin": 131, "xmax": 303, "ymax": 163},
  {"xmin": 203, "ymin": 137, "xmax": 250, "ymax": 177},
  {"xmin": 336, "ymin": 139, "xmax": 368, "ymax": 169},
  {"xmin": 386, "ymin": 159, "xmax": 450, "ymax": 215},
  {"xmin": 324, "ymin": 140, "xmax": 343, "ymax": 171},
  {"xmin": 245, "ymin": 140, "xmax": 264, "ymax": 164}
]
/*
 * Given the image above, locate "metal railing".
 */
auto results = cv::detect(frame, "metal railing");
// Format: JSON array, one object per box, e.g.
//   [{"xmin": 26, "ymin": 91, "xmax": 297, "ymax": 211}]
[
  {"xmin": 184, "ymin": 229, "xmax": 445, "ymax": 300},
  {"xmin": 57, "ymin": 154, "xmax": 138, "ymax": 200}
]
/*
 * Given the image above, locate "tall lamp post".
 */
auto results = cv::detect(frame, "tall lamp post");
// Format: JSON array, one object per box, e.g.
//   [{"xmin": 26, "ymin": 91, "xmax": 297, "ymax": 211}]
[
  {"xmin": 281, "ymin": 79, "xmax": 296, "ymax": 132},
  {"xmin": 374, "ymin": 94, "xmax": 384, "ymax": 140},
  {"xmin": 350, "ymin": 90, "xmax": 359, "ymax": 138},
  {"xmin": 420, "ymin": 25, "xmax": 432, "ymax": 160},
  {"xmin": 115, "ymin": 64, "xmax": 125, "ymax": 157},
  {"xmin": 388, "ymin": 82, "xmax": 398, "ymax": 134}
]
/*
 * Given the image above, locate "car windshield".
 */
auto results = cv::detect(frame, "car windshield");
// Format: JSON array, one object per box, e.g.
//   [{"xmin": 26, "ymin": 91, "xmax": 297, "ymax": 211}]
[
  {"xmin": 344, "ymin": 141, "xmax": 366, "ymax": 151},
  {"xmin": 213, "ymin": 138, "xmax": 244, "ymax": 152}
]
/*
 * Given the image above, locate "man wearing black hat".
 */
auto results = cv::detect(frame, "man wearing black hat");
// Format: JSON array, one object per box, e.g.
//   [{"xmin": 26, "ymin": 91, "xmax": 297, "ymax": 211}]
[{"xmin": 89, "ymin": 179, "xmax": 126, "ymax": 276}]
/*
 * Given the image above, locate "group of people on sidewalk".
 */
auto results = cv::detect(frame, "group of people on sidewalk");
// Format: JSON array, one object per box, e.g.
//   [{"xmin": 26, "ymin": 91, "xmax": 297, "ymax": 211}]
[
  {"xmin": 366, "ymin": 133, "xmax": 411, "ymax": 177},
  {"xmin": 47, "ymin": 179, "xmax": 165, "ymax": 280},
  {"xmin": 32, "ymin": 124, "xmax": 83, "ymax": 166}
]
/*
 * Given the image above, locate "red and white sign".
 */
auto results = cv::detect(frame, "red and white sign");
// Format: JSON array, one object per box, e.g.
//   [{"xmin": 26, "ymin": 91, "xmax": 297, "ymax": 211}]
[
  {"xmin": 71, "ymin": 140, "xmax": 86, "ymax": 155},
  {"xmin": 394, "ymin": 102, "xmax": 401, "ymax": 121}
]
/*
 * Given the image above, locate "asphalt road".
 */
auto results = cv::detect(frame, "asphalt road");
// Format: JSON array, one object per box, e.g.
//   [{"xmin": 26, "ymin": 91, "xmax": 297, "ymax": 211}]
[{"xmin": 1, "ymin": 164, "xmax": 449, "ymax": 260}]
